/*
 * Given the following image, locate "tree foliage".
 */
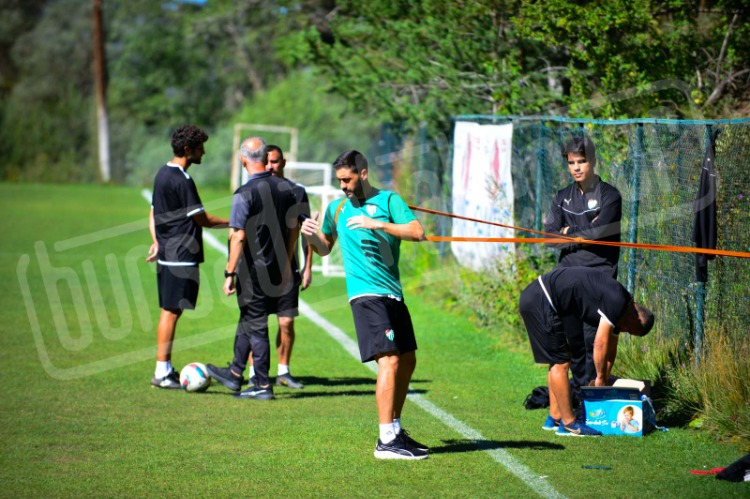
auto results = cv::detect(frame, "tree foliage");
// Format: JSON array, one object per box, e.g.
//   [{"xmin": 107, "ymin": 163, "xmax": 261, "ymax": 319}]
[
  {"xmin": 106, "ymin": 0, "xmax": 305, "ymax": 128},
  {"xmin": 291, "ymin": 0, "xmax": 561, "ymax": 135},
  {"xmin": 1, "ymin": 0, "xmax": 96, "ymax": 182},
  {"xmin": 515, "ymin": 0, "xmax": 750, "ymax": 117},
  {"xmin": 1, "ymin": 0, "xmax": 313, "ymax": 182},
  {"xmin": 1, "ymin": 0, "xmax": 748, "ymax": 182},
  {"xmin": 297, "ymin": 0, "xmax": 750, "ymax": 134}
]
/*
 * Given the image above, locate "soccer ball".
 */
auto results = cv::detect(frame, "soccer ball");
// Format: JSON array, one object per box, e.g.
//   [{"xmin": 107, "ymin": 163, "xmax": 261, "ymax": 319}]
[{"xmin": 179, "ymin": 362, "xmax": 211, "ymax": 392}]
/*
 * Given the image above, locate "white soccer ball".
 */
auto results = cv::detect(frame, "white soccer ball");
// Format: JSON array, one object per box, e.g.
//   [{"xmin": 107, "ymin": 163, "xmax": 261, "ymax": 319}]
[{"xmin": 180, "ymin": 362, "xmax": 211, "ymax": 392}]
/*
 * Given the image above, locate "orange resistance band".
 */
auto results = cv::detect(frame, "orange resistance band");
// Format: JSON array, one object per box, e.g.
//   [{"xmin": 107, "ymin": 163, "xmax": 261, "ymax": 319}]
[{"xmin": 409, "ymin": 205, "xmax": 750, "ymax": 260}]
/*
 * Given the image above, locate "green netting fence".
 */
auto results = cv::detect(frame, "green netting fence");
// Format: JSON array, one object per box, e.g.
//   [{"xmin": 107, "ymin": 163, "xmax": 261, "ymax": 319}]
[{"xmin": 441, "ymin": 116, "xmax": 750, "ymax": 361}]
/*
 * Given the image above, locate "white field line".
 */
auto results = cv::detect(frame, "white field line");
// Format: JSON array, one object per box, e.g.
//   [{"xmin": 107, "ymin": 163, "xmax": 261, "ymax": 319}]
[
  {"xmin": 143, "ymin": 189, "xmax": 563, "ymax": 498},
  {"xmin": 297, "ymin": 300, "xmax": 564, "ymax": 499}
]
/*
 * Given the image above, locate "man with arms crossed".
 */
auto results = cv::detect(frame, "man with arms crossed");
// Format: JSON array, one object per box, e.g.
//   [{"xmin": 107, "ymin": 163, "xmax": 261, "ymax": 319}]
[
  {"xmin": 146, "ymin": 124, "xmax": 228, "ymax": 389},
  {"xmin": 543, "ymin": 135, "xmax": 622, "ymax": 428},
  {"xmin": 519, "ymin": 267, "xmax": 654, "ymax": 436},
  {"xmin": 301, "ymin": 150, "xmax": 428, "ymax": 460}
]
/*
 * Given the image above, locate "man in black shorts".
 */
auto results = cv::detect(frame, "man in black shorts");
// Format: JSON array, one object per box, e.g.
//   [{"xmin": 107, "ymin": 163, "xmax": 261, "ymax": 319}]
[
  {"xmin": 519, "ymin": 267, "xmax": 654, "ymax": 436},
  {"xmin": 246, "ymin": 144, "xmax": 312, "ymax": 389},
  {"xmin": 300, "ymin": 150, "xmax": 428, "ymax": 460},
  {"xmin": 206, "ymin": 136, "xmax": 300, "ymax": 400},
  {"xmin": 146, "ymin": 125, "xmax": 228, "ymax": 389}
]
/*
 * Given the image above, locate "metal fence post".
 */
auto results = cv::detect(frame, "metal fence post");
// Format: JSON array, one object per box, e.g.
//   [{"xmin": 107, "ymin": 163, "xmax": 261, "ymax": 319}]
[
  {"xmin": 535, "ymin": 123, "xmax": 546, "ymax": 233},
  {"xmin": 695, "ymin": 283, "xmax": 706, "ymax": 365},
  {"xmin": 693, "ymin": 125, "xmax": 712, "ymax": 365},
  {"xmin": 626, "ymin": 124, "xmax": 644, "ymax": 294}
]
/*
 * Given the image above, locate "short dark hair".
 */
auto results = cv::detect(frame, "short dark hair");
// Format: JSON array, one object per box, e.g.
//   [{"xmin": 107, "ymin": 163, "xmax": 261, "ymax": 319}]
[
  {"xmin": 171, "ymin": 125, "xmax": 209, "ymax": 156},
  {"xmin": 267, "ymin": 144, "xmax": 284, "ymax": 160},
  {"xmin": 333, "ymin": 150, "xmax": 368, "ymax": 172},
  {"xmin": 562, "ymin": 135, "xmax": 596, "ymax": 168},
  {"xmin": 630, "ymin": 303, "xmax": 655, "ymax": 337}
]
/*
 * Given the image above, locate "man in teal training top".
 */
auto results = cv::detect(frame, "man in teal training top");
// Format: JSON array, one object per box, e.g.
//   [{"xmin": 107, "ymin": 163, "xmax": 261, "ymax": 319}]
[{"xmin": 300, "ymin": 150, "xmax": 428, "ymax": 460}]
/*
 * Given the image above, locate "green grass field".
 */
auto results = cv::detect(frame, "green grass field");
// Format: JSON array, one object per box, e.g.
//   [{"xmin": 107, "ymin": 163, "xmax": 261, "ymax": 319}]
[{"xmin": 0, "ymin": 183, "xmax": 747, "ymax": 497}]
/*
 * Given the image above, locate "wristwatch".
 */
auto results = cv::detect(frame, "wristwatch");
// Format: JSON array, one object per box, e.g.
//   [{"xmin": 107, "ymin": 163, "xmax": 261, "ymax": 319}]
[{"xmin": 224, "ymin": 270, "xmax": 237, "ymax": 278}]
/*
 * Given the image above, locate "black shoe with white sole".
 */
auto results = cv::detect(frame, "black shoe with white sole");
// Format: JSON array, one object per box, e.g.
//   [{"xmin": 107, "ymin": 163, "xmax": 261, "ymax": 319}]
[
  {"xmin": 373, "ymin": 433, "xmax": 428, "ymax": 460},
  {"xmin": 235, "ymin": 384, "xmax": 274, "ymax": 400},
  {"xmin": 150, "ymin": 369, "xmax": 180, "ymax": 389},
  {"xmin": 399, "ymin": 429, "xmax": 429, "ymax": 452}
]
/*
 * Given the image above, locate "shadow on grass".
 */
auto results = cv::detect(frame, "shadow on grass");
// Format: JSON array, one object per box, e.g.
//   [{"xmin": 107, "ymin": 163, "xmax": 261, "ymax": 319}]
[
  {"xmin": 200, "ymin": 375, "xmax": 431, "ymax": 398},
  {"xmin": 293, "ymin": 376, "xmax": 375, "ymax": 387},
  {"xmin": 278, "ymin": 388, "xmax": 429, "ymax": 400},
  {"xmin": 291, "ymin": 376, "xmax": 431, "ymax": 387},
  {"xmin": 197, "ymin": 388, "xmax": 377, "ymax": 399},
  {"xmin": 199, "ymin": 376, "xmax": 376, "ymax": 395},
  {"xmin": 430, "ymin": 439, "xmax": 565, "ymax": 454}
]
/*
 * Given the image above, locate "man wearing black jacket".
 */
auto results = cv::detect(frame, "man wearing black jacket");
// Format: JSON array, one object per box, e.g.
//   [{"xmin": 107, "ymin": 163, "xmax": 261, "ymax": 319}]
[
  {"xmin": 543, "ymin": 136, "xmax": 622, "ymax": 412},
  {"xmin": 206, "ymin": 136, "xmax": 301, "ymax": 401}
]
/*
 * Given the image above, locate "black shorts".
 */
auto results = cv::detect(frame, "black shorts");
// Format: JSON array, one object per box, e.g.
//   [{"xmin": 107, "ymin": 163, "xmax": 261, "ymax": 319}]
[
  {"xmin": 350, "ymin": 296, "xmax": 417, "ymax": 363},
  {"xmin": 519, "ymin": 280, "xmax": 569, "ymax": 365},
  {"xmin": 276, "ymin": 284, "xmax": 300, "ymax": 318},
  {"xmin": 236, "ymin": 279, "xmax": 300, "ymax": 321},
  {"xmin": 157, "ymin": 263, "xmax": 200, "ymax": 310}
]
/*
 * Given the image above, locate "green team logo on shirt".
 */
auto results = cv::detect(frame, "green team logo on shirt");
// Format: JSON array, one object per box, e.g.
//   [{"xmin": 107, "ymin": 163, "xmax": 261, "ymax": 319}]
[{"xmin": 385, "ymin": 329, "xmax": 395, "ymax": 341}]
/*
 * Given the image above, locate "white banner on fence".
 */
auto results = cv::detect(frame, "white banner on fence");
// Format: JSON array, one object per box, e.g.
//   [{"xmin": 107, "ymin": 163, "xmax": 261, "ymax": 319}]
[{"xmin": 451, "ymin": 121, "xmax": 515, "ymax": 270}]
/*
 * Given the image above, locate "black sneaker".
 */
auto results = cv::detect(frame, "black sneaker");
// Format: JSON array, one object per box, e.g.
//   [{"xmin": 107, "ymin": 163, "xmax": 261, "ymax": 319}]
[
  {"xmin": 249, "ymin": 375, "xmax": 256, "ymax": 387},
  {"xmin": 235, "ymin": 384, "xmax": 274, "ymax": 400},
  {"xmin": 374, "ymin": 433, "xmax": 428, "ymax": 460},
  {"xmin": 150, "ymin": 369, "xmax": 180, "ymax": 389},
  {"xmin": 276, "ymin": 372, "xmax": 304, "ymax": 389},
  {"xmin": 399, "ymin": 429, "xmax": 429, "ymax": 452},
  {"xmin": 206, "ymin": 363, "xmax": 242, "ymax": 392}
]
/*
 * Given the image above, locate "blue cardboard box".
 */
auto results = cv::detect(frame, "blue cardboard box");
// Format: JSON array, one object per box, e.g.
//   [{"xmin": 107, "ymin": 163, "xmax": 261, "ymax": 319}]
[{"xmin": 581, "ymin": 387, "xmax": 654, "ymax": 436}]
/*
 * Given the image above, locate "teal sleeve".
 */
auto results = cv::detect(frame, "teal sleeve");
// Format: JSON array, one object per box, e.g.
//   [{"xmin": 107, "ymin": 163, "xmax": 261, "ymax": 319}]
[
  {"xmin": 321, "ymin": 201, "xmax": 337, "ymax": 236},
  {"xmin": 388, "ymin": 193, "xmax": 417, "ymax": 224}
]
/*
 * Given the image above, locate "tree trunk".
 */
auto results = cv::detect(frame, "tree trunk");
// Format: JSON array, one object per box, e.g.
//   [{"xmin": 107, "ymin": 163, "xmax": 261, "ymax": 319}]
[{"xmin": 93, "ymin": 0, "xmax": 110, "ymax": 182}]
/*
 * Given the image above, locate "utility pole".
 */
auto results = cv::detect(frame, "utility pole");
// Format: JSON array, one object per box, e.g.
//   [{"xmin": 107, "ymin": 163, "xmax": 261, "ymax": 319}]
[{"xmin": 93, "ymin": 0, "xmax": 111, "ymax": 182}]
